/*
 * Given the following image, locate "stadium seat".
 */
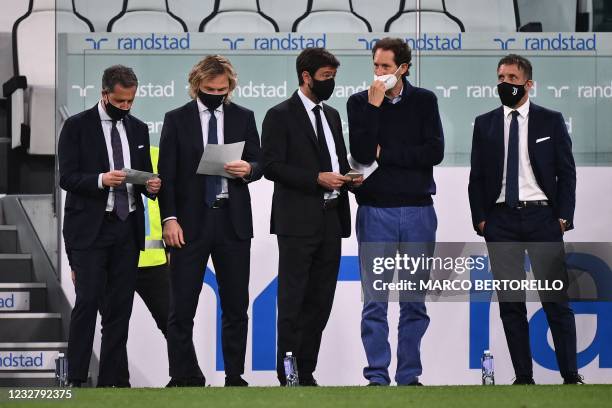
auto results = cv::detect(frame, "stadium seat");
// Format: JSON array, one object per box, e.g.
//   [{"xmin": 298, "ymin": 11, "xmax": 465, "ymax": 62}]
[
  {"xmin": 444, "ymin": 0, "xmax": 516, "ymax": 32},
  {"xmin": 0, "ymin": 0, "xmax": 29, "ymax": 33},
  {"xmin": 199, "ymin": 0, "xmax": 279, "ymax": 32},
  {"xmin": 292, "ymin": 0, "xmax": 372, "ymax": 33},
  {"xmin": 2, "ymin": 0, "xmax": 93, "ymax": 155},
  {"xmin": 385, "ymin": 0, "xmax": 465, "ymax": 33},
  {"xmin": 516, "ymin": 0, "xmax": 572, "ymax": 31},
  {"xmin": 107, "ymin": 0, "xmax": 188, "ymax": 32}
]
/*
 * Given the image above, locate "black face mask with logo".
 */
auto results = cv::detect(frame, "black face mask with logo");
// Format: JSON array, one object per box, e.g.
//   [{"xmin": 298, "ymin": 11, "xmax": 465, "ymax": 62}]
[
  {"xmin": 497, "ymin": 81, "xmax": 527, "ymax": 108},
  {"xmin": 104, "ymin": 98, "xmax": 130, "ymax": 121},
  {"xmin": 310, "ymin": 78, "xmax": 335, "ymax": 102},
  {"xmin": 198, "ymin": 90, "xmax": 226, "ymax": 111}
]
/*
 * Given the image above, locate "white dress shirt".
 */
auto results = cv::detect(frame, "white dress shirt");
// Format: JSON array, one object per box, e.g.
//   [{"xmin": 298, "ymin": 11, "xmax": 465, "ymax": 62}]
[
  {"xmin": 97, "ymin": 101, "xmax": 136, "ymax": 212},
  {"xmin": 297, "ymin": 89, "xmax": 340, "ymax": 200},
  {"xmin": 496, "ymin": 99, "xmax": 547, "ymax": 203},
  {"xmin": 197, "ymin": 98, "xmax": 229, "ymax": 199}
]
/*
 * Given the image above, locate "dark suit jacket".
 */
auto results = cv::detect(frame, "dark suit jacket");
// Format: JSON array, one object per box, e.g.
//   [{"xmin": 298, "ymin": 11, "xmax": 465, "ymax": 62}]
[
  {"xmin": 58, "ymin": 104, "xmax": 154, "ymax": 250},
  {"xmin": 157, "ymin": 100, "xmax": 262, "ymax": 241},
  {"xmin": 468, "ymin": 102, "xmax": 576, "ymax": 235},
  {"xmin": 262, "ymin": 91, "xmax": 351, "ymax": 238}
]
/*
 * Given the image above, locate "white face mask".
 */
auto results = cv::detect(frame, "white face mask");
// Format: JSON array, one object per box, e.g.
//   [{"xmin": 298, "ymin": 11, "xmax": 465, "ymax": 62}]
[{"xmin": 374, "ymin": 66, "xmax": 402, "ymax": 90}]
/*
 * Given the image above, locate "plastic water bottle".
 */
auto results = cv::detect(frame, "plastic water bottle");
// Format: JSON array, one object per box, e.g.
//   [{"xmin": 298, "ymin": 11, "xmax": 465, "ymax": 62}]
[
  {"xmin": 481, "ymin": 350, "xmax": 495, "ymax": 385},
  {"xmin": 55, "ymin": 352, "xmax": 69, "ymax": 387},
  {"xmin": 283, "ymin": 352, "xmax": 299, "ymax": 387}
]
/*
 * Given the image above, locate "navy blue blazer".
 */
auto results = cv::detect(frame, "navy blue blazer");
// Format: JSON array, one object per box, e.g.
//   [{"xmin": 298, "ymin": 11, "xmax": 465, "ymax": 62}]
[
  {"xmin": 157, "ymin": 99, "xmax": 262, "ymax": 241},
  {"xmin": 468, "ymin": 102, "xmax": 576, "ymax": 235},
  {"xmin": 58, "ymin": 105, "xmax": 154, "ymax": 250}
]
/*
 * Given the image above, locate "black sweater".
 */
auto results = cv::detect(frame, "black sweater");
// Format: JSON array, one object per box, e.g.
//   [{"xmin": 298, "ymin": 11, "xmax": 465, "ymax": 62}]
[{"xmin": 347, "ymin": 79, "xmax": 444, "ymax": 207}]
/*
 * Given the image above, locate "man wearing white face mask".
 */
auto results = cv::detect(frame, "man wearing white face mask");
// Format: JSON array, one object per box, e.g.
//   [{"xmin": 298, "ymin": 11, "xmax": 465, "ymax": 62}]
[{"xmin": 347, "ymin": 37, "xmax": 444, "ymax": 386}]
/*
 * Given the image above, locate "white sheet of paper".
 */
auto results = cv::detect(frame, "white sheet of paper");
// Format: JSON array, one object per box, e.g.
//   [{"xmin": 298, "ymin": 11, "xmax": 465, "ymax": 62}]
[
  {"xmin": 347, "ymin": 154, "xmax": 378, "ymax": 180},
  {"xmin": 121, "ymin": 168, "xmax": 157, "ymax": 185},
  {"xmin": 196, "ymin": 141, "xmax": 245, "ymax": 179}
]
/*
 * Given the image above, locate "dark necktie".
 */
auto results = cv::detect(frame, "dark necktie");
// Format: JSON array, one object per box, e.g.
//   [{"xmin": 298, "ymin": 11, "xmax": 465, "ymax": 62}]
[
  {"xmin": 505, "ymin": 110, "xmax": 520, "ymax": 208},
  {"xmin": 111, "ymin": 120, "xmax": 129, "ymax": 221},
  {"xmin": 205, "ymin": 110, "xmax": 222, "ymax": 206},
  {"xmin": 312, "ymin": 105, "xmax": 333, "ymax": 173}
]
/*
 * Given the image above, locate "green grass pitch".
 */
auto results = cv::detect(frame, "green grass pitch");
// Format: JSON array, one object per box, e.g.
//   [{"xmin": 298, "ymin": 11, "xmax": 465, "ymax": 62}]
[{"xmin": 3, "ymin": 385, "xmax": 611, "ymax": 408}]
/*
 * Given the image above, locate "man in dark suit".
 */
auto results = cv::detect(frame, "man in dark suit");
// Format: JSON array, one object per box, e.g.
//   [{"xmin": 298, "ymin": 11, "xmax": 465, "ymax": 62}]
[
  {"xmin": 468, "ymin": 54, "xmax": 583, "ymax": 385},
  {"xmin": 158, "ymin": 55, "xmax": 262, "ymax": 387},
  {"xmin": 262, "ymin": 47, "xmax": 360, "ymax": 386},
  {"xmin": 58, "ymin": 65, "xmax": 160, "ymax": 387}
]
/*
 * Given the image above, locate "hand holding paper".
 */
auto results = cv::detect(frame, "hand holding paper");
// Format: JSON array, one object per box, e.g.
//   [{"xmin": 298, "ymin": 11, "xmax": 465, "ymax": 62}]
[
  {"xmin": 196, "ymin": 141, "xmax": 246, "ymax": 179},
  {"xmin": 121, "ymin": 168, "xmax": 158, "ymax": 185}
]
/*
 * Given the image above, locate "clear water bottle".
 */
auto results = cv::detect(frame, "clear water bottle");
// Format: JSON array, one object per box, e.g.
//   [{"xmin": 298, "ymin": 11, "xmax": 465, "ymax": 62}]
[
  {"xmin": 481, "ymin": 350, "xmax": 495, "ymax": 385},
  {"xmin": 55, "ymin": 352, "xmax": 69, "ymax": 387},
  {"xmin": 283, "ymin": 352, "xmax": 299, "ymax": 387}
]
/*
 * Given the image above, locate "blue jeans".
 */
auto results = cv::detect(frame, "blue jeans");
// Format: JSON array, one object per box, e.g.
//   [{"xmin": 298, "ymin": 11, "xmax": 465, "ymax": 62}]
[{"xmin": 357, "ymin": 205, "xmax": 437, "ymax": 385}]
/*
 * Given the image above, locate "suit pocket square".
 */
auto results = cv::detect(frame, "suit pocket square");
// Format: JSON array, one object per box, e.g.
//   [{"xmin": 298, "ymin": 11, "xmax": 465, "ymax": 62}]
[
  {"xmin": 536, "ymin": 137, "xmax": 551, "ymax": 143},
  {"xmin": 138, "ymin": 145, "xmax": 144, "ymax": 149}
]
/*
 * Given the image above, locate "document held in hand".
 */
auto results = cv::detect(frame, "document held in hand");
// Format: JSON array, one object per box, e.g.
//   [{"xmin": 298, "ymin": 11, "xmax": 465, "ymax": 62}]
[
  {"xmin": 121, "ymin": 168, "xmax": 158, "ymax": 185},
  {"xmin": 347, "ymin": 154, "xmax": 378, "ymax": 180},
  {"xmin": 196, "ymin": 141, "xmax": 246, "ymax": 179}
]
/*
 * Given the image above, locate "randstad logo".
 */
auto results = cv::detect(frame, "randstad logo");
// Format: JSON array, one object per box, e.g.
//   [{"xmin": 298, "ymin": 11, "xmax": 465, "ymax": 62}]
[
  {"xmin": 493, "ymin": 34, "xmax": 597, "ymax": 51},
  {"xmin": 469, "ymin": 253, "xmax": 612, "ymax": 371},
  {"xmin": 358, "ymin": 34, "xmax": 462, "ymax": 51},
  {"xmin": 86, "ymin": 34, "xmax": 190, "ymax": 50},
  {"xmin": 0, "ymin": 352, "xmax": 44, "ymax": 368}
]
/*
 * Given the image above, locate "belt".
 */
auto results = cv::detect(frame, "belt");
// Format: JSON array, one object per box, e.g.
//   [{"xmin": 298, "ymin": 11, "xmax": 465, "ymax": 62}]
[
  {"xmin": 497, "ymin": 200, "xmax": 549, "ymax": 209},
  {"xmin": 323, "ymin": 198, "xmax": 339, "ymax": 210},
  {"xmin": 104, "ymin": 210, "xmax": 134, "ymax": 220},
  {"xmin": 209, "ymin": 198, "xmax": 229, "ymax": 209},
  {"xmin": 104, "ymin": 211, "xmax": 119, "ymax": 220}
]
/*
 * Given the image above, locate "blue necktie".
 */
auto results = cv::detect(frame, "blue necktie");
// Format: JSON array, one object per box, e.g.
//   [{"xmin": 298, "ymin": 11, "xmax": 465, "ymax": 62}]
[
  {"xmin": 205, "ymin": 110, "xmax": 222, "ymax": 206},
  {"xmin": 111, "ymin": 120, "xmax": 129, "ymax": 220},
  {"xmin": 505, "ymin": 110, "xmax": 520, "ymax": 208}
]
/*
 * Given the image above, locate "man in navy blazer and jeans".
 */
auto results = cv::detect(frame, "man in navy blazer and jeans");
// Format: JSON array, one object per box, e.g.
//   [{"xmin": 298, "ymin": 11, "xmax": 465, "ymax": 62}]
[
  {"xmin": 468, "ymin": 54, "xmax": 583, "ymax": 384},
  {"xmin": 347, "ymin": 38, "xmax": 444, "ymax": 386}
]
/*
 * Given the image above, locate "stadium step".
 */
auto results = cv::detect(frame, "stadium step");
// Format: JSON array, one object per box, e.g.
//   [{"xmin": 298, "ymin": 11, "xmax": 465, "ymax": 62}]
[
  {"xmin": 0, "ymin": 283, "xmax": 47, "ymax": 312},
  {"xmin": 0, "ymin": 372, "xmax": 59, "ymax": 387},
  {"xmin": 0, "ymin": 225, "xmax": 18, "ymax": 253},
  {"xmin": 0, "ymin": 254, "xmax": 33, "ymax": 282},
  {"xmin": 0, "ymin": 313, "xmax": 62, "ymax": 342}
]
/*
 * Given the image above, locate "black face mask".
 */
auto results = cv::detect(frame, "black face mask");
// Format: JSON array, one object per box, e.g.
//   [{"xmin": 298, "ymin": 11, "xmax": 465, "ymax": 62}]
[
  {"xmin": 198, "ymin": 90, "xmax": 226, "ymax": 111},
  {"xmin": 497, "ymin": 81, "xmax": 527, "ymax": 108},
  {"xmin": 104, "ymin": 99, "xmax": 130, "ymax": 121},
  {"xmin": 310, "ymin": 78, "xmax": 335, "ymax": 102}
]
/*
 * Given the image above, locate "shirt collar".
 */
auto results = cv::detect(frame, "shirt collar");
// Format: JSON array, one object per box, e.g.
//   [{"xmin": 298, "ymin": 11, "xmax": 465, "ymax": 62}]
[
  {"xmin": 98, "ymin": 100, "xmax": 116, "ymax": 122},
  {"xmin": 386, "ymin": 82, "xmax": 404, "ymax": 104},
  {"xmin": 298, "ymin": 88, "xmax": 323, "ymax": 112},
  {"xmin": 503, "ymin": 98, "xmax": 530, "ymax": 119},
  {"xmin": 197, "ymin": 98, "xmax": 224, "ymax": 114}
]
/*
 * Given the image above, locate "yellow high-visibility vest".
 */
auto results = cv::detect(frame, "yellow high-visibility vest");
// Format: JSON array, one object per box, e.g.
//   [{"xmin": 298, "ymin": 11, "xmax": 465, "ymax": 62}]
[{"xmin": 138, "ymin": 146, "xmax": 166, "ymax": 268}]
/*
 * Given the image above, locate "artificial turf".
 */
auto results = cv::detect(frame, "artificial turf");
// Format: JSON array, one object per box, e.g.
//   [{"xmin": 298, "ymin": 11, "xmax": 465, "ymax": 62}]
[{"xmin": 2, "ymin": 385, "xmax": 611, "ymax": 408}]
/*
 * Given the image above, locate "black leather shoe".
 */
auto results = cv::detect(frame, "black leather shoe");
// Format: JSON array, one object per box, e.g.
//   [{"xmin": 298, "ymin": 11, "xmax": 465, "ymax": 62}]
[
  {"xmin": 166, "ymin": 377, "xmax": 206, "ymax": 387},
  {"xmin": 299, "ymin": 377, "xmax": 319, "ymax": 386},
  {"xmin": 399, "ymin": 380, "xmax": 423, "ymax": 386},
  {"xmin": 513, "ymin": 377, "xmax": 536, "ymax": 385},
  {"xmin": 67, "ymin": 380, "xmax": 82, "ymax": 388},
  {"xmin": 225, "ymin": 376, "xmax": 248, "ymax": 387},
  {"xmin": 367, "ymin": 382, "xmax": 382, "ymax": 386},
  {"xmin": 563, "ymin": 374, "xmax": 585, "ymax": 384}
]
